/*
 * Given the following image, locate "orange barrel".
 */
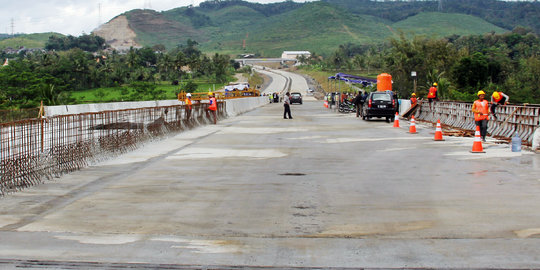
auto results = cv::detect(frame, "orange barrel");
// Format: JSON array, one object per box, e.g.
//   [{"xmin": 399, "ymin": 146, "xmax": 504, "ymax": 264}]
[{"xmin": 377, "ymin": 73, "xmax": 392, "ymax": 91}]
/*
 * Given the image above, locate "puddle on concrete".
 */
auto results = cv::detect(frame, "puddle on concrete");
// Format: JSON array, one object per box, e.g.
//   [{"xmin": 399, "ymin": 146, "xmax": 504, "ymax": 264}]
[
  {"xmin": 168, "ymin": 148, "xmax": 287, "ymax": 160},
  {"xmin": 279, "ymin": 173, "xmax": 306, "ymax": 176},
  {"xmin": 55, "ymin": 234, "xmax": 141, "ymax": 245}
]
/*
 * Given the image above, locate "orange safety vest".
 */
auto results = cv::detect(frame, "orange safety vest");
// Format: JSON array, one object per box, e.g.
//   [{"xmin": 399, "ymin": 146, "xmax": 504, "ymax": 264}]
[
  {"xmin": 185, "ymin": 98, "xmax": 192, "ymax": 109},
  {"xmin": 427, "ymin": 87, "xmax": 437, "ymax": 99},
  {"xmin": 473, "ymin": 99, "xmax": 489, "ymax": 121},
  {"xmin": 209, "ymin": 97, "xmax": 217, "ymax": 111},
  {"xmin": 410, "ymin": 97, "xmax": 417, "ymax": 106},
  {"xmin": 492, "ymin": 91, "xmax": 503, "ymax": 103}
]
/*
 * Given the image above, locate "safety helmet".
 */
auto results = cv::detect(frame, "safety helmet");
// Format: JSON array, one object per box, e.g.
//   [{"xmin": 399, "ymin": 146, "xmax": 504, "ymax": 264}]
[
  {"xmin": 477, "ymin": 90, "xmax": 486, "ymax": 96},
  {"xmin": 433, "ymin": 83, "xmax": 438, "ymax": 86},
  {"xmin": 208, "ymin": 92, "xmax": 213, "ymax": 96},
  {"xmin": 412, "ymin": 93, "xmax": 416, "ymax": 96},
  {"xmin": 492, "ymin": 92, "xmax": 500, "ymax": 100},
  {"xmin": 186, "ymin": 93, "xmax": 191, "ymax": 97}
]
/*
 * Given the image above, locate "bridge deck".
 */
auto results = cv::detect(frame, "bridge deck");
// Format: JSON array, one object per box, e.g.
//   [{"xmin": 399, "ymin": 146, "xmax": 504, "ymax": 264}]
[{"xmin": 0, "ymin": 99, "xmax": 539, "ymax": 268}]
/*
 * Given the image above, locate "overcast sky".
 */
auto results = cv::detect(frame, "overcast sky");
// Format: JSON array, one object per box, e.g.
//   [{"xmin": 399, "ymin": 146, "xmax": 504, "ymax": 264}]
[{"xmin": 0, "ymin": 0, "xmax": 314, "ymax": 36}]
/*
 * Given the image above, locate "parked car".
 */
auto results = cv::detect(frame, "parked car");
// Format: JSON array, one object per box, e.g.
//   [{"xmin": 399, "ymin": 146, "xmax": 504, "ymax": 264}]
[
  {"xmin": 290, "ymin": 92, "xmax": 303, "ymax": 104},
  {"xmin": 361, "ymin": 91, "xmax": 397, "ymax": 122}
]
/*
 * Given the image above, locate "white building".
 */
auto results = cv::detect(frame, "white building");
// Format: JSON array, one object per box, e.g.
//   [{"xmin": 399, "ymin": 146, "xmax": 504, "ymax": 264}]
[{"xmin": 281, "ymin": 51, "xmax": 311, "ymax": 60}]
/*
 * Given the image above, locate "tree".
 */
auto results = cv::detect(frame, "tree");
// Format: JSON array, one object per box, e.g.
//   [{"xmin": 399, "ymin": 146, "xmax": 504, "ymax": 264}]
[{"xmin": 452, "ymin": 52, "xmax": 489, "ymax": 92}]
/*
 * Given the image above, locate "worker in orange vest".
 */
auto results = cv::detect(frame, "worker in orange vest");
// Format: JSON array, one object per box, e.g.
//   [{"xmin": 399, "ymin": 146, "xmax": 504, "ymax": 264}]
[
  {"xmin": 207, "ymin": 92, "xmax": 217, "ymax": 124},
  {"xmin": 472, "ymin": 90, "xmax": 490, "ymax": 142},
  {"xmin": 490, "ymin": 91, "xmax": 509, "ymax": 120},
  {"xmin": 427, "ymin": 83, "xmax": 437, "ymax": 109},
  {"xmin": 184, "ymin": 93, "xmax": 193, "ymax": 120},
  {"xmin": 410, "ymin": 93, "xmax": 418, "ymax": 107}
]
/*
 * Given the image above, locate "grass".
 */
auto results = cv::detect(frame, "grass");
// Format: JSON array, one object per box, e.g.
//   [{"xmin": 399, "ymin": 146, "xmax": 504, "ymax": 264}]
[
  {"xmin": 69, "ymin": 81, "xmax": 226, "ymax": 103},
  {"xmin": 392, "ymin": 12, "xmax": 507, "ymax": 37},
  {"xmin": 0, "ymin": 32, "xmax": 63, "ymax": 49}
]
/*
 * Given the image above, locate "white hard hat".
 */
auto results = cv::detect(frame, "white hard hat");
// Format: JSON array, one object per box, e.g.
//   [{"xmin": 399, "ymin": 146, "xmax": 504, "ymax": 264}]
[{"xmin": 186, "ymin": 93, "xmax": 191, "ymax": 97}]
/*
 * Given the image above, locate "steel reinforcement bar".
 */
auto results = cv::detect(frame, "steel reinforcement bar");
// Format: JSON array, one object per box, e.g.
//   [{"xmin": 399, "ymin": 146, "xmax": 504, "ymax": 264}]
[
  {"xmin": 414, "ymin": 101, "xmax": 540, "ymax": 144},
  {"xmin": 0, "ymin": 102, "xmax": 225, "ymax": 196}
]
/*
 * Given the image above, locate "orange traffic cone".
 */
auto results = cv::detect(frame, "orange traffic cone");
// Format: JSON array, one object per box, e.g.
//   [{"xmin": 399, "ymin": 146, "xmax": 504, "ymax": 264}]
[
  {"xmin": 393, "ymin": 112, "xmax": 400, "ymax": 127},
  {"xmin": 324, "ymin": 100, "xmax": 328, "ymax": 108},
  {"xmin": 408, "ymin": 115, "xmax": 417, "ymax": 134},
  {"xmin": 433, "ymin": 119, "xmax": 445, "ymax": 141},
  {"xmin": 470, "ymin": 126, "xmax": 486, "ymax": 153}
]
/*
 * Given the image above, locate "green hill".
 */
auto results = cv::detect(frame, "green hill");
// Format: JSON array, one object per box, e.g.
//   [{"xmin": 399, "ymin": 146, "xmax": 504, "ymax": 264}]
[
  {"xmin": 123, "ymin": 1, "xmax": 508, "ymax": 57},
  {"xmin": 392, "ymin": 12, "xmax": 508, "ymax": 37},
  {"xmin": 0, "ymin": 32, "xmax": 63, "ymax": 49}
]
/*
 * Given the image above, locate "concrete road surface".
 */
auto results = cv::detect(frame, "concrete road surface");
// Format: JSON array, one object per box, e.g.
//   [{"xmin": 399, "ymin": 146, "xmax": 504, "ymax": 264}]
[{"xmin": 1, "ymin": 72, "xmax": 540, "ymax": 269}]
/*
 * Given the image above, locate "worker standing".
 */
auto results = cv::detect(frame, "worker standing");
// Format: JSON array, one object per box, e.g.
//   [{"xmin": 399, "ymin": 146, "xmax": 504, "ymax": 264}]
[
  {"xmin": 185, "ymin": 93, "xmax": 193, "ymax": 121},
  {"xmin": 427, "ymin": 83, "xmax": 438, "ymax": 109},
  {"xmin": 410, "ymin": 93, "xmax": 418, "ymax": 107},
  {"xmin": 472, "ymin": 90, "xmax": 490, "ymax": 142},
  {"xmin": 353, "ymin": 91, "xmax": 363, "ymax": 118},
  {"xmin": 490, "ymin": 91, "xmax": 509, "ymax": 120},
  {"xmin": 207, "ymin": 92, "xmax": 217, "ymax": 124},
  {"xmin": 283, "ymin": 92, "xmax": 292, "ymax": 119}
]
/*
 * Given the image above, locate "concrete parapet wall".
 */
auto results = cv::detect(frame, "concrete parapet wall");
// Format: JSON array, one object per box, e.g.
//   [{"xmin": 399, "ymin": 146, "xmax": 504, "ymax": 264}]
[
  {"xmin": 225, "ymin": 97, "xmax": 269, "ymax": 117},
  {"xmin": 45, "ymin": 97, "xmax": 269, "ymax": 118},
  {"xmin": 414, "ymin": 101, "xmax": 540, "ymax": 147},
  {"xmin": 45, "ymin": 100, "xmax": 182, "ymax": 117}
]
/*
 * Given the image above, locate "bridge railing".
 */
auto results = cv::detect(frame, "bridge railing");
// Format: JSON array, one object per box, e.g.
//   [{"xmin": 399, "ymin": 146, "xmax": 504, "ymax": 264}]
[
  {"xmin": 414, "ymin": 101, "xmax": 540, "ymax": 144},
  {"xmin": 0, "ymin": 102, "xmax": 226, "ymax": 196}
]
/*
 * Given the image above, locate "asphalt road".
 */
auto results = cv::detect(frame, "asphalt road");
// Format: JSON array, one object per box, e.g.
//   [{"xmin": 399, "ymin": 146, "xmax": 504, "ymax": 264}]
[{"xmin": 0, "ymin": 69, "xmax": 539, "ymax": 269}]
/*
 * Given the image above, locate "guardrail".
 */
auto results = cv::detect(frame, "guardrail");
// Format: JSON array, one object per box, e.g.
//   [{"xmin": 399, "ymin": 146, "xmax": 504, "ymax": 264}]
[
  {"xmin": 414, "ymin": 101, "xmax": 540, "ymax": 145},
  {"xmin": 0, "ymin": 102, "xmax": 225, "ymax": 196}
]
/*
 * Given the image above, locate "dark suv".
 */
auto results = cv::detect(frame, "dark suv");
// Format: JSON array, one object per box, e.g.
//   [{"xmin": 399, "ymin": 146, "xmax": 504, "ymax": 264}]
[
  {"xmin": 290, "ymin": 92, "xmax": 302, "ymax": 104},
  {"xmin": 361, "ymin": 91, "xmax": 397, "ymax": 122}
]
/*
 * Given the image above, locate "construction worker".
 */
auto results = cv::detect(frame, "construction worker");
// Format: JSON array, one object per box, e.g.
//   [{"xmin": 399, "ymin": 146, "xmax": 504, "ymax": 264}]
[
  {"xmin": 410, "ymin": 93, "xmax": 418, "ymax": 107},
  {"xmin": 185, "ymin": 93, "xmax": 192, "ymax": 121},
  {"xmin": 472, "ymin": 90, "xmax": 490, "ymax": 142},
  {"xmin": 490, "ymin": 91, "xmax": 509, "ymax": 120},
  {"xmin": 283, "ymin": 92, "xmax": 292, "ymax": 119},
  {"xmin": 427, "ymin": 83, "xmax": 438, "ymax": 108},
  {"xmin": 207, "ymin": 92, "xmax": 217, "ymax": 124}
]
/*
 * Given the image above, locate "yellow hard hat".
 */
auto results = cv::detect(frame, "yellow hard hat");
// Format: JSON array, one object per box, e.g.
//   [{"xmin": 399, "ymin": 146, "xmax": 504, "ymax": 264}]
[
  {"xmin": 492, "ymin": 92, "xmax": 500, "ymax": 99},
  {"xmin": 477, "ymin": 90, "xmax": 486, "ymax": 96},
  {"xmin": 412, "ymin": 93, "xmax": 416, "ymax": 96},
  {"xmin": 208, "ymin": 92, "xmax": 213, "ymax": 96},
  {"xmin": 433, "ymin": 83, "xmax": 438, "ymax": 86}
]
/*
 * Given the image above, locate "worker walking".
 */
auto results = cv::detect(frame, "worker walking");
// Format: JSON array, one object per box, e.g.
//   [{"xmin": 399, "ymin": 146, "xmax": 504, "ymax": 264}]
[
  {"xmin": 490, "ymin": 91, "xmax": 509, "ymax": 120},
  {"xmin": 185, "ymin": 93, "xmax": 193, "ymax": 121},
  {"xmin": 427, "ymin": 83, "xmax": 438, "ymax": 109},
  {"xmin": 472, "ymin": 90, "xmax": 490, "ymax": 142},
  {"xmin": 207, "ymin": 92, "xmax": 217, "ymax": 124},
  {"xmin": 283, "ymin": 92, "xmax": 292, "ymax": 119}
]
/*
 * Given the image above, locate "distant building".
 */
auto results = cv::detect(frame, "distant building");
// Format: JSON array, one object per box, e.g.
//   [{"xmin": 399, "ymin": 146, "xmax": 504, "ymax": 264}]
[{"xmin": 281, "ymin": 51, "xmax": 311, "ymax": 60}]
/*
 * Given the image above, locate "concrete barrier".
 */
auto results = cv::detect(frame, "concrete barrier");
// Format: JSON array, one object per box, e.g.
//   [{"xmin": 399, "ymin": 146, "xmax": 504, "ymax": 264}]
[
  {"xmin": 45, "ymin": 97, "xmax": 269, "ymax": 118},
  {"xmin": 45, "ymin": 100, "xmax": 182, "ymax": 117},
  {"xmin": 225, "ymin": 97, "xmax": 268, "ymax": 117}
]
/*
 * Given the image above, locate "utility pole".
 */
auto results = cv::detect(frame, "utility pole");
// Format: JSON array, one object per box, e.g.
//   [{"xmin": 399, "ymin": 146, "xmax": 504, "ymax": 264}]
[
  {"xmin": 10, "ymin": 18, "xmax": 14, "ymax": 36},
  {"xmin": 98, "ymin": 3, "xmax": 102, "ymax": 27},
  {"xmin": 144, "ymin": 0, "xmax": 152, "ymax": 9},
  {"xmin": 438, "ymin": 0, "xmax": 443, "ymax": 12}
]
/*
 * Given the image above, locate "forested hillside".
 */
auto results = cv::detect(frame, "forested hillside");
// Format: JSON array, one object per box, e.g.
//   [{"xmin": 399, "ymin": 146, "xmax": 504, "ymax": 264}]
[{"xmin": 121, "ymin": 0, "xmax": 514, "ymax": 56}]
